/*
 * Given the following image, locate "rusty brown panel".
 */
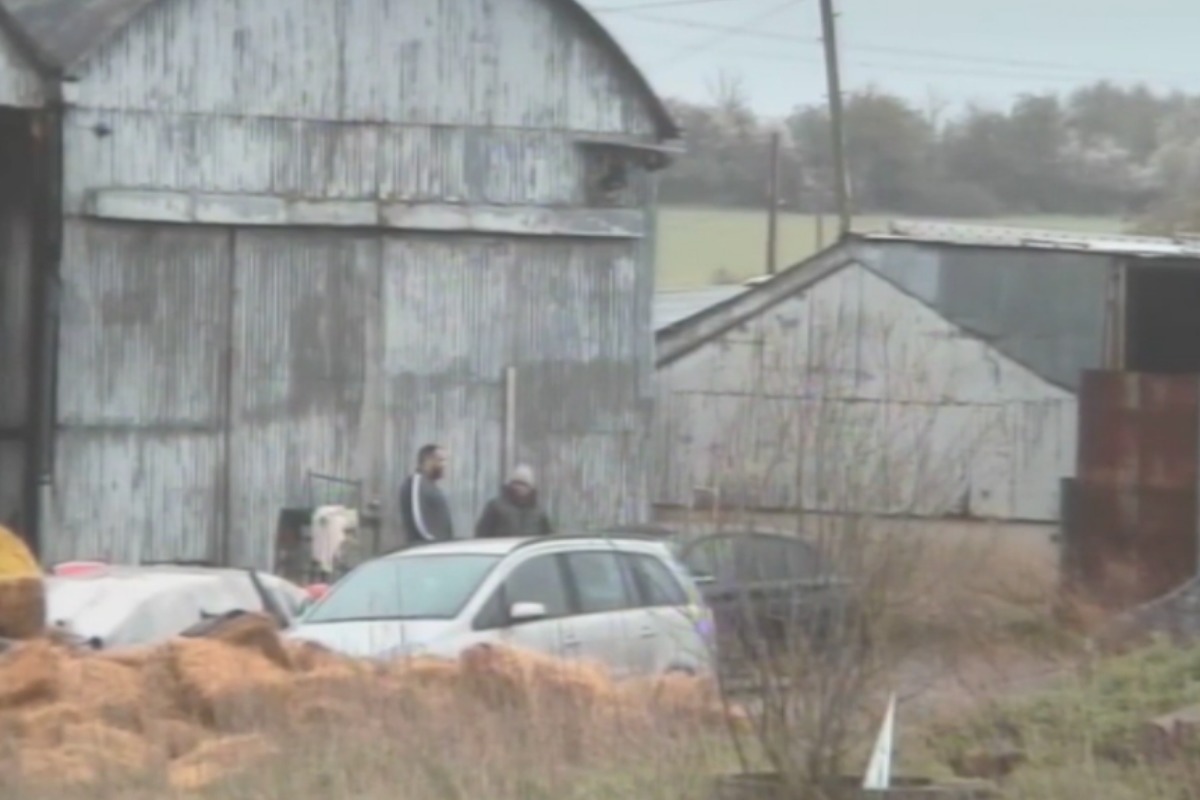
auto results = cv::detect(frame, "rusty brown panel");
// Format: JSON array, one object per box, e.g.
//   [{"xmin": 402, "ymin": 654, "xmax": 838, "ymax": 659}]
[
  {"xmin": 1137, "ymin": 375, "xmax": 1200, "ymax": 490},
  {"xmin": 1077, "ymin": 370, "xmax": 1139, "ymax": 485},
  {"xmin": 1065, "ymin": 480, "xmax": 1137, "ymax": 606},
  {"xmin": 1136, "ymin": 486, "xmax": 1198, "ymax": 602}
]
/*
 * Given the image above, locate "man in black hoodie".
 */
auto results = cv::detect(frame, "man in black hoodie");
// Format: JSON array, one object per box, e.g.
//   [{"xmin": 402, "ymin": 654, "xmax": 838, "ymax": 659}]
[
  {"xmin": 475, "ymin": 465, "xmax": 554, "ymax": 539},
  {"xmin": 398, "ymin": 444, "xmax": 454, "ymax": 546}
]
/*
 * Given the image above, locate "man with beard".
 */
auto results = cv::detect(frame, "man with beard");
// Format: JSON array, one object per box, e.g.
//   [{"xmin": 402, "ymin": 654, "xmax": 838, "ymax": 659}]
[
  {"xmin": 398, "ymin": 444, "xmax": 454, "ymax": 546},
  {"xmin": 474, "ymin": 465, "xmax": 554, "ymax": 539}
]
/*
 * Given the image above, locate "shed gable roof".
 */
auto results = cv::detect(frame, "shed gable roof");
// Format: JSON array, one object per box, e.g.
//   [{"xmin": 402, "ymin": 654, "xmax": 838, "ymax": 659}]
[{"xmin": 0, "ymin": 0, "xmax": 679, "ymax": 138}]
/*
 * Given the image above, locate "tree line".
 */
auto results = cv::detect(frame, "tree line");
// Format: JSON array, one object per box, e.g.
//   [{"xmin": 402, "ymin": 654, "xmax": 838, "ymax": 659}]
[{"xmin": 659, "ymin": 78, "xmax": 1200, "ymax": 231}]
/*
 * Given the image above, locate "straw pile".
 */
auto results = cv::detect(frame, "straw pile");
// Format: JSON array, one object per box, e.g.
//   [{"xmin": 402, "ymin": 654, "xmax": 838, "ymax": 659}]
[{"xmin": 0, "ymin": 614, "xmax": 737, "ymax": 793}]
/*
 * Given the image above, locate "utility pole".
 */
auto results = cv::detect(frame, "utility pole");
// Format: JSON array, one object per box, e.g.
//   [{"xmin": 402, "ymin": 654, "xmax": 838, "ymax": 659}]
[
  {"xmin": 766, "ymin": 130, "xmax": 780, "ymax": 275},
  {"xmin": 818, "ymin": 0, "xmax": 852, "ymax": 237}
]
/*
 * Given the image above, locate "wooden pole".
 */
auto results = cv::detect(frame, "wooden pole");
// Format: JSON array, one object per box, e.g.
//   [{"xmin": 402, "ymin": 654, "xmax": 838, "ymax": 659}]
[
  {"xmin": 818, "ymin": 0, "xmax": 852, "ymax": 237},
  {"xmin": 766, "ymin": 130, "xmax": 780, "ymax": 274}
]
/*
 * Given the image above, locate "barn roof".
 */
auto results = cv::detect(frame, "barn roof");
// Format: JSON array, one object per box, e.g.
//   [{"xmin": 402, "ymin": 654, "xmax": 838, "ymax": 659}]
[
  {"xmin": 0, "ymin": 0, "xmax": 680, "ymax": 138},
  {"xmin": 655, "ymin": 219, "xmax": 1200, "ymax": 377}
]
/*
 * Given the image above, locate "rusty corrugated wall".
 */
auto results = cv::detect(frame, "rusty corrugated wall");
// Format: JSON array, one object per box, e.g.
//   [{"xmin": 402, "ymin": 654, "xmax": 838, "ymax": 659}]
[{"xmin": 1064, "ymin": 371, "xmax": 1200, "ymax": 607}]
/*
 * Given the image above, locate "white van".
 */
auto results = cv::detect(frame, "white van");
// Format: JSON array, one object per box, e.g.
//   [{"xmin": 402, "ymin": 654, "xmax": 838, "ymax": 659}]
[{"xmin": 286, "ymin": 535, "xmax": 716, "ymax": 678}]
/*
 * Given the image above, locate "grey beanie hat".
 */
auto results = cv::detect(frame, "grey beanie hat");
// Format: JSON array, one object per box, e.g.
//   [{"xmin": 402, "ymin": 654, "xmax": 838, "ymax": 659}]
[{"xmin": 508, "ymin": 464, "xmax": 535, "ymax": 487}]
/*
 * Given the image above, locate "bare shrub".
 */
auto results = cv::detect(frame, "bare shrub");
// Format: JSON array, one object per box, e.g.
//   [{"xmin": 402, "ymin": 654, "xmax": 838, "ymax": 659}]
[{"xmin": 656, "ymin": 265, "xmax": 1083, "ymax": 792}]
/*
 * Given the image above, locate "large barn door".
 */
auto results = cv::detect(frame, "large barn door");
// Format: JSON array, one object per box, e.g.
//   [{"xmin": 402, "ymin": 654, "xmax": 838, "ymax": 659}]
[
  {"xmin": 380, "ymin": 236, "xmax": 506, "ymax": 539},
  {"xmin": 225, "ymin": 230, "xmax": 381, "ymax": 567},
  {"xmin": 51, "ymin": 223, "xmax": 231, "ymax": 565}
]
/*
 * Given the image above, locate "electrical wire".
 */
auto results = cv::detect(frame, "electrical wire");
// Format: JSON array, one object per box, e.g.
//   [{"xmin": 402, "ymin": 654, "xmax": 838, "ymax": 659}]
[
  {"xmin": 651, "ymin": 0, "xmax": 801, "ymax": 70},
  {"xmin": 589, "ymin": 0, "xmax": 742, "ymax": 12},
  {"xmin": 612, "ymin": 11, "xmax": 1192, "ymax": 84}
]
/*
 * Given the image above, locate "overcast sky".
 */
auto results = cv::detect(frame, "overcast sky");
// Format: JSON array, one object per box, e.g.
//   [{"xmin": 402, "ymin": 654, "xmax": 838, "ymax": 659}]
[{"xmin": 582, "ymin": 0, "xmax": 1197, "ymax": 118}]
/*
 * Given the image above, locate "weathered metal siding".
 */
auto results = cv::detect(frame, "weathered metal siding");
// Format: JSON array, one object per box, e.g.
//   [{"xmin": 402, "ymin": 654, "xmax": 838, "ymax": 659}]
[
  {"xmin": 60, "ymin": 0, "xmax": 658, "ymax": 213},
  {"xmin": 866, "ymin": 241, "xmax": 1111, "ymax": 390},
  {"xmin": 50, "ymin": 220, "xmax": 230, "ymax": 565},
  {"xmin": 383, "ymin": 235, "xmax": 646, "ymax": 536},
  {"xmin": 0, "ymin": 28, "xmax": 40, "ymax": 108},
  {"xmin": 653, "ymin": 263, "xmax": 1077, "ymax": 522},
  {"xmin": 69, "ymin": 0, "xmax": 657, "ymax": 132},
  {"xmin": 227, "ymin": 231, "xmax": 380, "ymax": 567},
  {"xmin": 1063, "ymin": 372, "xmax": 1200, "ymax": 607},
  {"xmin": 62, "ymin": 117, "xmax": 603, "ymax": 214}
]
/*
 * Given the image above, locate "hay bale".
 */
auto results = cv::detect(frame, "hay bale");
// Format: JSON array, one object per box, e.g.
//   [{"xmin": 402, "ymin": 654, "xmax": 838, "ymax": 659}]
[
  {"xmin": 145, "ymin": 718, "xmax": 210, "ymax": 760},
  {"xmin": 12, "ymin": 702, "xmax": 86, "ymax": 748},
  {"xmin": 190, "ymin": 612, "xmax": 292, "ymax": 670},
  {"xmin": 283, "ymin": 639, "xmax": 345, "ymax": 673},
  {"xmin": 61, "ymin": 722, "xmax": 156, "ymax": 777},
  {"xmin": 0, "ymin": 640, "xmax": 60, "ymax": 710},
  {"xmin": 165, "ymin": 639, "xmax": 292, "ymax": 730},
  {"xmin": 17, "ymin": 745, "xmax": 99, "ymax": 788},
  {"xmin": 0, "ymin": 577, "xmax": 46, "ymax": 640},
  {"xmin": 59, "ymin": 654, "xmax": 143, "ymax": 727},
  {"xmin": 167, "ymin": 734, "xmax": 278, "ymax": 791}
]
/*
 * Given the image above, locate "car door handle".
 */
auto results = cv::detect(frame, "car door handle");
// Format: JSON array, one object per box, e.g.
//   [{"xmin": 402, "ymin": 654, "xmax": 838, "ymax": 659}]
[
  {"xmin": 638, "ymin": 625, "xmax": 657, "ymax": 639},
  {"xmin": 562, "ymin": 632, "xmax": 580, "ymax": 647}
]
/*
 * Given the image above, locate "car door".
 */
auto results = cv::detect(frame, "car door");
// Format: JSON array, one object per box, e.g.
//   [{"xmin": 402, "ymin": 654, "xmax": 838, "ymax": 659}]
[
  {"xmin": 559, "ymin": 550, "xmax": 641, "ymax": 677},
  {"xmin": 472, "ymin": 553, "xmax": 571, "ymax": 658},
  {"xmin": 624, "ymin": 552, "xmax": 705, "ymax": 674}
]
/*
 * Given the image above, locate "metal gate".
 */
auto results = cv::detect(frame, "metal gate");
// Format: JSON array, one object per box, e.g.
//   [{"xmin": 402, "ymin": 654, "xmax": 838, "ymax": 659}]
[{"xmin": 1062, "ymin": 371, "xmax": 1200, "ymax": 608}]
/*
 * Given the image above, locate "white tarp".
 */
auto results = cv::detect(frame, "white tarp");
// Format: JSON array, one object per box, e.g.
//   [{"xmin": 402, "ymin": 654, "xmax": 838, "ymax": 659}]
[{"xmin": 45, "ymin": 566, "xmax": 307, "ymax": 649}]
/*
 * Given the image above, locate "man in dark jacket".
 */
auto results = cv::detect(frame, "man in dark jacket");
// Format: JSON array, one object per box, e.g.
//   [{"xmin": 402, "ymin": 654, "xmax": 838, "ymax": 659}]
[
  {"xmin": 475, "ymin": 465, "xmax": 554, "ymax": 539},
  {"xmin": 398, "ymin": 444, "xmax": 454, "ymax": 546}
]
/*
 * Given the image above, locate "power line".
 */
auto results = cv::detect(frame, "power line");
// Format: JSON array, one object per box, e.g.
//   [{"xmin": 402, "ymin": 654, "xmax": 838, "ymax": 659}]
[
  {"xmin": 614, "ymin": 12, "xmax": 1189, "ymax": 83},
  {"xmin": 589, "ymin": 0, "xmax": 741, "ymax": 12},
  {"xmin": 651, "ymin": 0, "xmax": 800, "ymax": 70}
]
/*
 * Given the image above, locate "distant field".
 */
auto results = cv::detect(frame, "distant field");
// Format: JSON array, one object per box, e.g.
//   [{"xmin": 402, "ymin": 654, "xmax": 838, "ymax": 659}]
[{"xmin": 655, "ymin": 206, "xmax": 1128, "ymax": 289}]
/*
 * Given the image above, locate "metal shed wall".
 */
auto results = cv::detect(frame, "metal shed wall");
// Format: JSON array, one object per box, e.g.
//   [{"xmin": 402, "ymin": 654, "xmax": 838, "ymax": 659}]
[
  {"xmin": 60, "ymin": 0, "xmax": 660, "ymax": 215},
  {"xmin": 49, "ymin": 221, "xmax": 650, "ymax": 566},
  {"xmin": 45, "ymin": 0, "xmax": 662, "ymax": 563},
  {"xmin": 864, "ymin": 241, "xmax": 1110, "ymax": 390},
  {"xmin": 653, "ymin": 263, "xmax": 1076, "ymax": 522}
]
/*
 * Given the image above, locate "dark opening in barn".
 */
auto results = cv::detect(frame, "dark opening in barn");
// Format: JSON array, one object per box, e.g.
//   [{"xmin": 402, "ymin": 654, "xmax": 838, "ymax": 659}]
[
  {"xmin": 1125, "ymin": 261, "xmax": 1200, "ymax": 374},
  {"xmin": 0, "ymin": 106, "xmax": 36, "ymax": 532}
]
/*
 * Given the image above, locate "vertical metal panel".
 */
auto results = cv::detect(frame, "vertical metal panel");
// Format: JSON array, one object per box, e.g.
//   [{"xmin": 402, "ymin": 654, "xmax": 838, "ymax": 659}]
[
  {"xmin": 226, "ymin": 230, "xmax": 379, "ymax": 568},
  {"xmin": 1068, "ymin": 371, "xmax": 1200, "ymax": 606},
  {"xmin": 867, "ymin": 242, "xmax": 1111, "ymax": 391},
  {"xmin": 0, "ymin": 31, "xmax": 41, "ymax": 109},
  {"xmin": 72, "ymin": 0, "xmax": 657, "ymax": 135},
  {"xmin": 62, "ymin": 111, "xmax": 591, "ymax": 213},
  {"xmin": 49, "ymin": 220, "xmax": 230, "ymax": 564},
  {"xmin": 382, "ymin": 235, "xmax": 646, "ymax": 535}
]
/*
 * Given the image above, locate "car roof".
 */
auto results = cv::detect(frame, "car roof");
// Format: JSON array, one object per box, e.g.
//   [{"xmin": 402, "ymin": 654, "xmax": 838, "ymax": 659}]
[{"xmin": 381, "ymin": 534, "xmax": 672, "ymax": 561}]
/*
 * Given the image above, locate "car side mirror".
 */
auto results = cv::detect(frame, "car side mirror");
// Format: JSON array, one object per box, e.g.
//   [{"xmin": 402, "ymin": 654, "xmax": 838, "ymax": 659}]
[{"xmin": 509, "ymin": 601, "xmax": 548, "ymax": 622}]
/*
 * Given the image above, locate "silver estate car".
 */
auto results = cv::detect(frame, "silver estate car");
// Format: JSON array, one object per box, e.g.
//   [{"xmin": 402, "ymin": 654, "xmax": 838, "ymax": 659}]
[{"xmin": 287, "ymin": 535, "xmax": 717, "ymax": 678}]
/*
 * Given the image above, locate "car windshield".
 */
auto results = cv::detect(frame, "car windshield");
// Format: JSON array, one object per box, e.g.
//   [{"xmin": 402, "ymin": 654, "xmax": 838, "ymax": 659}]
[{"xmin": 301, "ymin": 554, "xmax": 501, "ymax": 624}]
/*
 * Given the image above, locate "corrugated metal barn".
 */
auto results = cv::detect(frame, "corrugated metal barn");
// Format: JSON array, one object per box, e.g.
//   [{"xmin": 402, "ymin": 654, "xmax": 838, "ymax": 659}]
[
  {"xmin": 1, "ymin": 0, "xmax": 680, "ymax": 566},
  {"xmin": 654, "ymin": 222, "xmax": 1200, "ymax": 527}
]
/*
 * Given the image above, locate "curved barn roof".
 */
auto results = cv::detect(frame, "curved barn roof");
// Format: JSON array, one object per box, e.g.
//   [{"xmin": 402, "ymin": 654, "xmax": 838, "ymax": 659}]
[{"xmin": 0, "ymin": 0, "xmax": 679, "ymax": 139}]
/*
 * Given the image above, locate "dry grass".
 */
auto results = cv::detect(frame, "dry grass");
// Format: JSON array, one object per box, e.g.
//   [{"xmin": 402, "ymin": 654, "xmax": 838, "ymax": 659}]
[
  {"xmin": 0, "ymin": 617, "xmax": 742, "ymax": 800},
  {"xmin": 1, "ymin": 529, "xmax": 1192, "ymax": 800}
]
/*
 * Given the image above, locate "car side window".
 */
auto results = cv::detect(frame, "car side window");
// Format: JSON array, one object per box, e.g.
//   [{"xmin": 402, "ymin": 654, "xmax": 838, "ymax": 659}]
[
  {"xmin": 684, "ymin": 536, "xmax": 737, "ymax": 583},
  {"xmin": 563, "ymin": 551, "xmax": 635, "ymax": 614},
  {"xmin": 473, "ymin": 554, "xmax": 570, "ymax": 630},
  {"xmin": 626, "ymin": 554, "xmax": 689, "ymax": 608}
]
